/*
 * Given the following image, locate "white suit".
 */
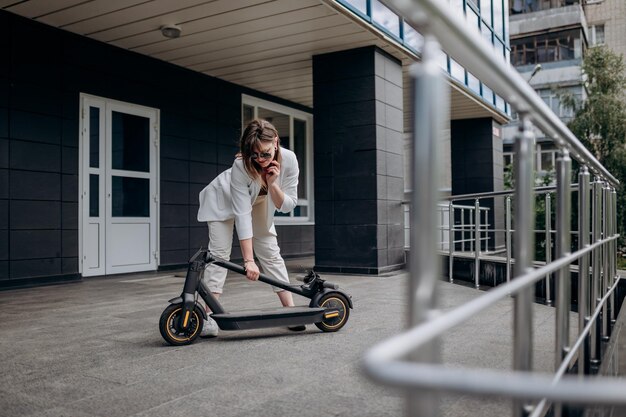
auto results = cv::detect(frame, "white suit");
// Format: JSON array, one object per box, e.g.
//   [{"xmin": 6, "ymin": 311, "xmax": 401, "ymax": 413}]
[{"xmin": 197, "ymin": 147, "xmax": 299, "ymax": 293}]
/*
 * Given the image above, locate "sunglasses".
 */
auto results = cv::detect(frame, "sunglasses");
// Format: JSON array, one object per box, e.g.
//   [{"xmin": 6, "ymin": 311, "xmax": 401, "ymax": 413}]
[{"xmin": 251, "ymin": 151, "xmax": 273, "ymax": 160}]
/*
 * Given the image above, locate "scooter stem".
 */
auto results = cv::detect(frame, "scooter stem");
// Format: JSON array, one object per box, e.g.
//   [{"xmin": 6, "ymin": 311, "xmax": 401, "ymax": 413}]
[{"xmin": 205, "ymin": 252, "xmax": 308, "ymax": 296}]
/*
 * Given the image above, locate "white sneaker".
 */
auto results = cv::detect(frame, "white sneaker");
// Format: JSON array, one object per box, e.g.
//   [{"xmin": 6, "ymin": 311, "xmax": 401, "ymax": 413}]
[{"xmin": 200, "ymin": 316, "xmax": 219, "ymax": 338}]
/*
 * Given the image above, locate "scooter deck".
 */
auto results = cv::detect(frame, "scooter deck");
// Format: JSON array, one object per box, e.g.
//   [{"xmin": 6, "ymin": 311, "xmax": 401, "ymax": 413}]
[{"xmin": 211, "ymin": 306, "xmax": 329, "ymax": 330}]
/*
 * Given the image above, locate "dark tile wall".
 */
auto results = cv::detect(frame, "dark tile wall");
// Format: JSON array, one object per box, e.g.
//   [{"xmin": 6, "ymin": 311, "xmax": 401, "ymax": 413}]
[
  {"xmin": 0, "ymin": 11, "xmax": 313, "ymax": 288},
  {"xmin": 312, "ymin": 46, "xmax": 405, "ymax": 274},
  {"xmin": 451, "ymin": 117, "xmax": 504, "ymax": 250}
]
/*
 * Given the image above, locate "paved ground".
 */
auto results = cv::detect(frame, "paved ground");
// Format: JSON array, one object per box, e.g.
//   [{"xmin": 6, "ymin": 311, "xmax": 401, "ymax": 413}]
[{"xmin": 0, "ymin": 258, "xmax": 620, "ymax": 417}]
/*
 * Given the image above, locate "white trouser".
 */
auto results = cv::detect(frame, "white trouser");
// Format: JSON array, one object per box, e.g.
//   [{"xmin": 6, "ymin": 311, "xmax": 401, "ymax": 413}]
[{"xmin": 203, "ymin": 196, "xmax": 290, "ymax": 293}]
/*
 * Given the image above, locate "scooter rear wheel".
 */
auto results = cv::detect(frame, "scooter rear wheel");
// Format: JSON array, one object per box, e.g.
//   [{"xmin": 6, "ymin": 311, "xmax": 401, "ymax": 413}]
[
  {"xmin": 315, "ymin": 293, "xmax": 350, "ymax": 332},
  {"xmin": 159, "ymin": 304, "xmax": 204, "ymax": 346}
]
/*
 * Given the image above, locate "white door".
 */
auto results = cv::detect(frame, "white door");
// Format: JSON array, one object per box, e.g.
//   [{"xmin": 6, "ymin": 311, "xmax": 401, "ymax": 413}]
[{"xmin": 80, "ymin": 95, "xmax": 159, "ymax": 277}]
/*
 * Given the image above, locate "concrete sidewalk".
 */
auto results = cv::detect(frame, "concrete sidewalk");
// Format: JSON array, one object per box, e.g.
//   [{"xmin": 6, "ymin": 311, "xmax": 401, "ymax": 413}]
[{"xmin": 0, "ymin": 258, "xmax": 587, "ymax": 417}]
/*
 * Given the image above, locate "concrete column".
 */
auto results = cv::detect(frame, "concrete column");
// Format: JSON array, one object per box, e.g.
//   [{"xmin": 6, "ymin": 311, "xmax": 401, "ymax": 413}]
[
  {"xmin": 451, "ymin": 118, "xmax": 505, "ymax": 251},
  {"xmin": 312, "ymin": 46, "xmax": 404, "ymax": 274}
]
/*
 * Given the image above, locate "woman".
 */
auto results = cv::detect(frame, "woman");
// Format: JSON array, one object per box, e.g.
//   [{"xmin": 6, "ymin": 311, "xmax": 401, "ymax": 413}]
[{"xmin": 197, "ymin": 119, "xmax": 302, "ymax": 337}]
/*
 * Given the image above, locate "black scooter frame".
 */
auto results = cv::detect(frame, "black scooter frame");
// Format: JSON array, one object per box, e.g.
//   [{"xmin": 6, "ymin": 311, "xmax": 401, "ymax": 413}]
[{"xmin": 168, "ymin": 248, "xmax": 352, "ymax": 333}]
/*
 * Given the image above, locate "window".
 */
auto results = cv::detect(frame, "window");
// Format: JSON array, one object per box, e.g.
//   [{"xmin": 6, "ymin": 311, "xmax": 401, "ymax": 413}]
[
  {"xmin": 503, "ymin": 152, "xmax": 513, "ymax": 167},
  {"xmin": 372, "ymin": 0, "xmax": 400, "ymax": 37},
  {"xmin": 511, "ymin": 29, "xmax": 582, "ymax": 66},
  {"xmin": 589, "ymin": 24, "xmax": 605, "ymax": 45},
  {"xmin": 537, "ymin": 88, "xmax": 576, "ymax": 121},
  {"xmin": 404, "ymin": 23, "xmax": 424, "ymax": 53},
  {"xmin": 242, "ymin": 95, "xmax": 314, "ymax": 224}
]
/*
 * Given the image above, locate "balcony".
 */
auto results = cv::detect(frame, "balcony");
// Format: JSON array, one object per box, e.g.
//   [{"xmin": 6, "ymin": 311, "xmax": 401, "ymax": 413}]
[{"xmin": 510, "ymin": 3, "xmax": 588, "ymax": 37}]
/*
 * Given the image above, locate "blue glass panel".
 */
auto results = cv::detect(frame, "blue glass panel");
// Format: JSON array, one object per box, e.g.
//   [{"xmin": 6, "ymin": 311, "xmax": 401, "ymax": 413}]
[
  {"xmin": 439, "ymin": 51, "xmax": 449, "ymax": 72},
  {"xmin": 468, "ymin": 72, "xmax": 481, "ymax": 94},
  {"xmin": 482, "ymin": 24, "xmax": 493, "ymax": 45},
  {"xmin": 450, "ymin": 58, "xmax": 465, "ymax": 82},
  {"xmin": 344, "ymin": 0, "xmax": 367, "ymax": 14},
  {"xmin": 404, "ymin": 23, "xmax": 424, "ymax": 53},
  {"xmin": 450, "ymin": 0, "xmax": 464, "ymax": 16},
  {"xmin": 466, "ymin": 5, "xmax": 481, "ymax": 37},
  {"xmin": 493, "ymin": 0, "xmax": 503, "ymax": 37},
  {"xmin": 372, "ymin": 0, "xmax": 400, "ymax": 37},
  {"xmin": 482, "ymin": 85, "xmax": 494, "ymax": 104},
  {"xmin": 496, "ymin": 38, "xmax": 506, "ymax": 60},
  {"xmin": 495, "ymin": 94, "xmax": 506, "ymax": 112},
  {"xmin": 480, "ymin": 0, "xmax": 492, "ymax": 27}
]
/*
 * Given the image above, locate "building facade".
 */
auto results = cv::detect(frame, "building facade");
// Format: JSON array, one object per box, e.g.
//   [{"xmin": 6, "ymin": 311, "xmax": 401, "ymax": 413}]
[
  {"xmin": 0, "ymin": 0, "xmax": 509, "ymax": 288},
  {"xmin": 503, "ymin": 0, "xmax": 625, "ymax": 176},
  {"xmin": 503, "ymin": 0, "xmax": 589, "ymax": 177}
]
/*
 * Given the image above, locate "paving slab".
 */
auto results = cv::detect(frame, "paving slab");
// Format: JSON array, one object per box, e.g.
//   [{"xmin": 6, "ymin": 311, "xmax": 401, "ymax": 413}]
[{"xmin": 0, "ymin": 258, "xmax": 612, "ymax": 417}]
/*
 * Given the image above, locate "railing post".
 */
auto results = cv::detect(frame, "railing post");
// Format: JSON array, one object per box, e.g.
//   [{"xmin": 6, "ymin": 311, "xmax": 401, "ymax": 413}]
[
  {"xmin": 513, "ymin": 115, "xmax": 535, "ymax": 417},
  {"xmin": 449, "ymin": 201, "xmax": 454, "ymax": 283},
  {"xmin": 506, "ymin": 195, "xmax": 512, "ymax": 283},
  {"xmin": 475, "ymin": 198, "xmax": 481, "ymax": 289},
  {"xmin": 591, "ymin": 177, "xmax": 603, "ymax": 366},
  {"xmin": 555, "ymin": 149, "xmax": 571, "ymax": 375},
  {"xmin": 545, "ymin": 193, "xmax": 552, "ymax": 306},
  {"xmin": 599, "ymin": 182, "xmax": 611, "ymax": 342},
  {"xmin": 461, "ymin": 208, "xmax": 466, "ymax": 252},
  {"xmin": 578, "ymin": 165, "xmax": 590, "ymax": 375},
  {"xmin": 611, "ymin": 187, "xmax": 617, "ymax": 327},
  {"xmin": 407, "ymin": 33, "xmax": 446, "ymax": 417}
]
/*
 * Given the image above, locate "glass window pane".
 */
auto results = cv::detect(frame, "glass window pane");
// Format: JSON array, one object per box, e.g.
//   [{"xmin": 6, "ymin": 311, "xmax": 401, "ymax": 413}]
[
  {"xmin": 112, "ymin": 176, "xmax": 150, "ymax": 217},
  {"xmin": 450, "ymin": 0, "xmax": 464, "ymax": 17},
  {"xmin": 294, "ymin": 206, "xmax": 307, "ymax": 217},
  {"xmin": 482, "ymin": 24, "xmax": 493, "ymax": 45},
  {"xmin": 541, "ymin": 152, "xmax": 554, "ymax": 171},
  {"xmin": 345, "ymin": 0, "xmax": 367, "ymax": 14},
  {"xmin": 480, "ymin": 0, "xmax": 492, "ymax": 27},
  {"xmin": 468, "ymin": 72, "xmax": 481, "ymax": 94},
  {"xmin": 257, "ymin": 108, "xmax": 290, "ymax": 147},
  {"xmin": 404, "ymin": 23, "xmax": 423, "ymax": 53},
  {"xmin": 372, "ymin": 0, "xmax": 400, "ymax": 37},
  {"xmin": 439, "ymin": 51, "xmax": 449, "ymax": 72},
  {"xmin": 495, "ymin": 94, "xmax": 505, "ymax": 111},
  {"xmin": 596, "ymin": 24, "xmax": 605, "ymax": 44},
  {"xmin": 89, "ymin": 174, "xmax": 99, "ymax": 217},
  {"xmin": 89, "ymin": 107, "xmax": 99, "ymax": 168},
  {"xmin": 450, "ymin": 58, "xmax": 465, "ymax": 82},
  {"xmin": 243, "ymin": 105, "xmax": 254, "ymax": 127},
  {"xmin": 467, "ymin": 6, "xmax": 480, "ymax": 33},
  {"xmin": 493, "ymin": 0, "xmax": 503, "ymax": 37},
  {"xmin": 294, "ymin": 118, "xmax": 307, "ymax": 199},
  {"xmin": 112, "ymin": 111, "xmax": 150, "ymax": 172},
  {"xmin": 483, "ymin": 84, "xmax": 494, "ymax": 104}
]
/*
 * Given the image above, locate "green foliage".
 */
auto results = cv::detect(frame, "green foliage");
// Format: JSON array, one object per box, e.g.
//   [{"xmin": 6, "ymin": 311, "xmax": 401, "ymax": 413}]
[{"xmin": 561, "ymin": 46, "xmax": 626, "ymax": 242}]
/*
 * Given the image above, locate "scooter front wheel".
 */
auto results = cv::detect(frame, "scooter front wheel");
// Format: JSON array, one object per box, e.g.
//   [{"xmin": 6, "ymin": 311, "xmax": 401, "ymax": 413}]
[
  {"xmin": 159, "ymin": 304, "xmax": 204, "ymax": 346},
  {"xmin": 315, "ymin": 293, "xmax": 350, "ymax": 332}
]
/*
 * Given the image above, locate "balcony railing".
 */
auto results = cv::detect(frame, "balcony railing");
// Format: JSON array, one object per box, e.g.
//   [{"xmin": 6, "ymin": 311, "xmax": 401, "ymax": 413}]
[{"xmin": 364, "ymin": 1, "xmax": 624, "ymax": 416}]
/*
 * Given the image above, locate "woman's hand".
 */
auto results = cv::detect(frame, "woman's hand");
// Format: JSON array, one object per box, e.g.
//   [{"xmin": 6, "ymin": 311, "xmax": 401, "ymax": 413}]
[
  {"xmin": 245, "ymin": 261, "xmax": 260, "ymax": 281},
  {"xmin": 265, "ymin": 160, "xmax": 280, "ymax": 186}
]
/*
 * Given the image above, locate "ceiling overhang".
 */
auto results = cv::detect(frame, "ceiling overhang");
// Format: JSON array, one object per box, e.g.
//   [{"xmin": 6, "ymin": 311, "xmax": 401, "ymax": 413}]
[{"xmin": 2, "ymin": 0, "xmax": 507, "ymax": 124}]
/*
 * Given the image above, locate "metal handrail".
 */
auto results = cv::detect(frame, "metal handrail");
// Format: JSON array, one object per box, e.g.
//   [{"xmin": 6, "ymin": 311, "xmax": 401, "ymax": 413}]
[
  {"xmin": 364, "ymin": 237, "xmax": 624, "ymax": 403},
  {"xmin": 365, "ymin": 0, "xmax": 622, "ymax": 415}
]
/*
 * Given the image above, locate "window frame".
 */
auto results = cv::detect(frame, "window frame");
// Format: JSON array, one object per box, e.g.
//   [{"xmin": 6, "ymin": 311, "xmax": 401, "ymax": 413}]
[{"xmin": 241, "ymin": 94, "xmax": 314, "ymax": 225}]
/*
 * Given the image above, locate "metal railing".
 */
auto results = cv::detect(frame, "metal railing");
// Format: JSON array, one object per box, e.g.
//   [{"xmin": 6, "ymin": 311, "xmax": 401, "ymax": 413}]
[{"xmin": 364, "ymin": 0, "xmax": 624, "ymax": 416}]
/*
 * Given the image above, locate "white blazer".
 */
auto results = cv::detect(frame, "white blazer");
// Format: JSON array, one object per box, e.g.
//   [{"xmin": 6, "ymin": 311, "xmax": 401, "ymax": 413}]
[{"xmin": 197, "ymin": 147, "xmax": 299, "ymax": 240}]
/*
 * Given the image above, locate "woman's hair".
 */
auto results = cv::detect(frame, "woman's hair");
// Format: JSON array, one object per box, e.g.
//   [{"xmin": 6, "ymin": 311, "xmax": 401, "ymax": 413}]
[{"xmin": 239, "ymin": 119, "xmax": 282, "ymax": 183}]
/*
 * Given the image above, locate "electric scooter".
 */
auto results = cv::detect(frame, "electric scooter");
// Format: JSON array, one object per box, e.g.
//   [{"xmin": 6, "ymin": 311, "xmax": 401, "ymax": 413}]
[{"xmin": 159, "ymin": 248, "xmax": 353, "ymax": 346}]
